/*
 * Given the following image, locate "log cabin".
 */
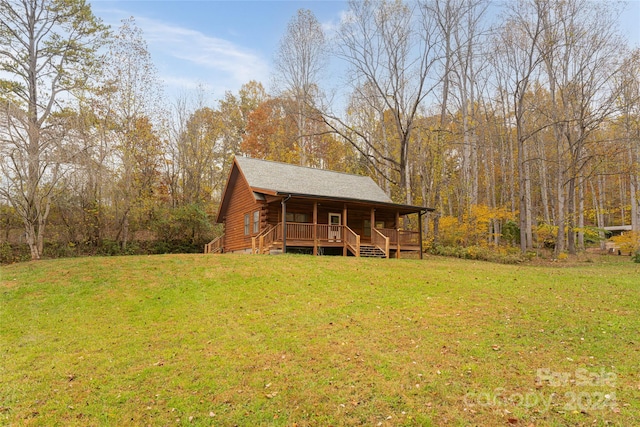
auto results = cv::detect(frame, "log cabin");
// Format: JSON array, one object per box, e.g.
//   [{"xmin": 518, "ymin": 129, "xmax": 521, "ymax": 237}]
[{"xmin": 205, "ymin": 156, "xmax": 433, "ymax": 258}]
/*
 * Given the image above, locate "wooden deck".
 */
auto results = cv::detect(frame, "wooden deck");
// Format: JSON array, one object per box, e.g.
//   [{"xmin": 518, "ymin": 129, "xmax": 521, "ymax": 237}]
[{"xmin": 248, "ymin": 223, "xmax": 421, "ymax": 258}]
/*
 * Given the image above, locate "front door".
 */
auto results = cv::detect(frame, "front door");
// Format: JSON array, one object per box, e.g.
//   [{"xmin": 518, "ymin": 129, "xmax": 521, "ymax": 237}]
[{"xmin": 329, "ymin": 213, "xmax": 341, "ymax": 242}]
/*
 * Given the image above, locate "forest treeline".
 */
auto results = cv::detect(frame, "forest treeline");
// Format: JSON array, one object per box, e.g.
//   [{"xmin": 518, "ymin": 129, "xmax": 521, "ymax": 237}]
[{"xmin": 1, "ymin": 0, "xmax": 639, "ymax": 261}]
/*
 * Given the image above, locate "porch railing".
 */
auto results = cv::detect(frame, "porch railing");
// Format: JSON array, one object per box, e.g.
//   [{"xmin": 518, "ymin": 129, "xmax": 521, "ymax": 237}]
[
  {"xmin": 372, "ymin": 228, "xmax": 390, "ymax": 258},
  {"xmin": 285, "ymin": 222, "xmax": 315, "ymax": 240},
  {"xmin": 316, "ymin": 224, "xmax": 343, "ymax": 242},
  {"xmin": 280, "ymin": 223, "xmax": 344, "ymax": 243},
  {"xmin": 204, "ymin": 235, "xmax": 224, "ymax": 254},
  {"xmin": 400, "ymin": 230, "xmax": 420, "ymax": 245},
  {"xmin": 379, "ymin": 228, "xmax": 420, "ymax": 246},
  {"xmin": 345, "ymin": 226, "xmax": 360, "ymax": 257},
  {"xmin": 258, "ymin": 222, "xmax": 352, "ymax": 250}
]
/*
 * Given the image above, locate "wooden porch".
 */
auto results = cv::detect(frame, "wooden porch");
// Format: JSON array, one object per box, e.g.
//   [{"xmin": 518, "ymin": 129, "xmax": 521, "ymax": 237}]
[{"xmin": 249, "ymin": 222, "xmax": 421, "ymax": 258}]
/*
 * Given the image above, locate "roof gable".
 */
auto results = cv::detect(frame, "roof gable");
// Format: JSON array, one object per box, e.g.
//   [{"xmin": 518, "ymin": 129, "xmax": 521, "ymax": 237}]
[
  {"xmin": 235, "ymin": 156, "xmax": 392, "ymax": 204},
  {"xmin": 215, "ymin": 159, "xmax": 256, "ymax": 223}
]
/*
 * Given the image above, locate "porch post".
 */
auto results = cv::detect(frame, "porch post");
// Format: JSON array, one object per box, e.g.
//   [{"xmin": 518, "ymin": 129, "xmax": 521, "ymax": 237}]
[
  {"xmin": 343, "ymin": 204, "xmax": 348, "ymax": 256},
  {"xmin": 370, "ymin": 208, "xmax": 375, "ymax": 238},
  {"xmin": 313, "ymin": 202, "xmax": 318, "ymax": 255},
  {"xmin": 282, "ymin": 195, "xmax": 290, "ymax": 254},
  {"xmin": 418, "ymin": 210, "xmax": 424, "ymax": 260},
  {"xmin": 395, "ymin": 211, "xmax": 401, "ymax": 259}
]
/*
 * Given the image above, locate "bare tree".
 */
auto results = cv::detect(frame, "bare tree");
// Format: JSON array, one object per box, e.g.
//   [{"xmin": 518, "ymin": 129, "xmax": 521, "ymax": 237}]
[
  {"xmin": 0, "ymin": 0, "xmax": 107, "ymax": 259},
  {"xmin": 430, "ymin": 0, "xmax": 489, "ymax": 213},
  {"xmin": 538, "ymin": 0, "xmax": 625, "ymax": 254},
  {"xmin": 618, "ymin": 50, "xmax": 640, "ymax": 233},
  {"xmin": 323, "ymin": 0, "xmax": 442, "ymax": 205},
  {"xmin": 493, "ymin": 0, "xmax": 547, "ymax": 252},
  {"xmin": 274, "ymin": 9, "xmax": 326, "ymax": 166}
]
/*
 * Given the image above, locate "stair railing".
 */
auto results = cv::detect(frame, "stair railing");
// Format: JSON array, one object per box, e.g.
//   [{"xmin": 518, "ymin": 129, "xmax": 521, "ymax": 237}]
[
  {"xmin": 344, "ymin": 226, "xmax": 360, "ymax": 257},
  {"xmin": 204, "ymin": 235, "xmax": 224, "ymax": 254},
  {"xmin": 251, "ymin": 224, "xmax": 279, "ymax": 254},
  {"xmin": 372, "ymin": 228, "xmax": 390, "ymax": 258}
]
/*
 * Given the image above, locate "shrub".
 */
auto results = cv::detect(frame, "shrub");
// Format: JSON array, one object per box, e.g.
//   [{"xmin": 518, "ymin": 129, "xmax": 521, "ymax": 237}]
[
  {"xmin": 502, "ymin": 220, "xmax": 520, "ymax": 246},
  {"xmin": 610, "ymin": 231, "xmax": 640, "ymax": 256},
  {"xmin": 428, "ymin": 244, "xmax": 526, "ymax": 264},
  {"xmin": 152, "ymin": 204, "xmax": 212, "ymax": 244},
  {"xmin": 536, "ymin": 223, "xmax": 558, "ymax": 249},
  {"xmin": 0, "ymin": 242, "xmax": 31, "ymax": 264}
]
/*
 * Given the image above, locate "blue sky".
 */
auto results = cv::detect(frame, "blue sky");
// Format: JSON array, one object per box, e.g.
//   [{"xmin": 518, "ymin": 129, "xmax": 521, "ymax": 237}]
[
  {"xmin": 88, "ymin": 1, "xmax": 349, "ymax": 101},
  {"xmin": 88, "ymin": 0, "xmax": 640, "ymax": 103}
]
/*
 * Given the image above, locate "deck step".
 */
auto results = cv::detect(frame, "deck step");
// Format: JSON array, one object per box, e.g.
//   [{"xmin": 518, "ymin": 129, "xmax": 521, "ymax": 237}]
[{"xmin": 359, "ymin": 245, "xmax": 386, "ymax": 258}]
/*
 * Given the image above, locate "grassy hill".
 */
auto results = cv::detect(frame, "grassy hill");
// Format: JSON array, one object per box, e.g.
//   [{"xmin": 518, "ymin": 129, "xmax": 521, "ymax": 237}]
[{"xmin": 1, "ymin": 254, "xmax": 639, "ymax": 426}]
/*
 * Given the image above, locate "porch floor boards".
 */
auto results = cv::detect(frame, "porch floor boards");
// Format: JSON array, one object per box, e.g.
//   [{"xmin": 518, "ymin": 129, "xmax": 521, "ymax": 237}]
[
  {"xmin": 273, "ymin": 240, "xmax": 346, "ymax": 248},
  {"xmin": 271, "ymin": 240, "xmax": 420, "ymax": 252}
]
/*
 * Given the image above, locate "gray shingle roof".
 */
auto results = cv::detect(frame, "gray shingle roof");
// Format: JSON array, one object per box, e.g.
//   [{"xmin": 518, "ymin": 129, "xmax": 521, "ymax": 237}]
[{"xmin": 235, "ymin": 156, "xmax": 392, "ymax": 204}]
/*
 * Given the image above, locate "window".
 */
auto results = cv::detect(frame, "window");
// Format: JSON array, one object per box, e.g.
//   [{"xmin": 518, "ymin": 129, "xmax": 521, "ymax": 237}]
[
  {"xmin": 285, "ymin": 212, "xmax": 310, "ymax": 223},
  {"xmin": 295, "ymin": 213, "xmax": 310, "ymax": 223},
  {"xmin": 363, "ymin": 220, "xmax": 385, "ymax": 237},
  {"xmin": 253, "ymin": 210, "xmax": 260, "ymax": 233},
  {"xmin": 244, "ymin": 213, "xmax": 250, "ymax": 235}
]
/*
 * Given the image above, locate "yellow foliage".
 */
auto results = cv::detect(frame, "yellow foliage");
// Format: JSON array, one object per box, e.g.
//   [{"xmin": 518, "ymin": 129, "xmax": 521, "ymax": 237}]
[
  {"xmin": 610, "ymin": 231, "xmax": 640, "ymax": 254},
  {"xmin": 536, "ymin": 223, "xmax": 558, "ymax": 248},
  {"xmin": 573, "ymin": 227, "xmax": 601, "ymax": 242},
  {"xmin": 435, "ymin": 204, "xmax": 516, "ymax": 246}
]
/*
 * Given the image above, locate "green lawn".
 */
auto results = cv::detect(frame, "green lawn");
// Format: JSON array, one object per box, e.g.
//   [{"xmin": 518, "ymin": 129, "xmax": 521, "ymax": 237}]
[{"xmin": 1, "ymin": 254, "xmax": 638, "ymax": 426}]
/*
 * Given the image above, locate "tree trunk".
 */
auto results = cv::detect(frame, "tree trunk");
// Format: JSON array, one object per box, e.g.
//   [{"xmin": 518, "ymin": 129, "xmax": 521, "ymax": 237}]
[
  {"xmin": 525, "ymin": 154, "xmax": 533, "ymax": 249},
  {"xmin": 591, "ymin": 179, "xmax": 606, "ymax": 250},
  {"xmin": 578, "ymin": 178, "xmax": 585, "ymax": 251},
  {"xmin": 631, "ymin": 158, "xmax": 638, "ymax": 232},
  {"xmin": 567, "ymin": 176, "xmax": 576, "ymax": 255},
  {"xmin": 556, "ymin": 166, "xmax": 566, "ymax": 256},
  {"xmin": 518, "ymin": 136, "xmax": 528, "ymax": 253},
  {"xmin": 619, "ymin": 175, "xmax": 626, "ymax": 225}
]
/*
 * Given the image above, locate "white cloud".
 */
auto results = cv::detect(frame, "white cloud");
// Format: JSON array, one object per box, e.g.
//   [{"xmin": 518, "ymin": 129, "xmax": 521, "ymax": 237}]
[
  {"xmin": 321, "ymin": 8, "xmax": 351, "ymax": 40},
  {"xmin": 91, "ymin": 3, "xmax": 271, "ymax": 99},
  {"xmin": 135, "ymin": 17, "xmax": 270, "ymax": 95}
]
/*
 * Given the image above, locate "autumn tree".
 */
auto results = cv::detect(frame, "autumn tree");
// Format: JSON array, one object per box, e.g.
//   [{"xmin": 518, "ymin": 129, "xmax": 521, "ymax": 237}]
[
  {"xmin": 0, "ymin": 0, "xmax": 107, "ymax": 260},
  {"xmin": 100, "ymin": 17, "xmax": 164, "ymax": 249},
  {"xmin": 163, "ymin": 81, "xmax": 266, "ymax": 242},
  {"xmin": 178, "ymin": 107, "xmax": 221, "ymax": 206},
  {"xmin": 218, "ymin": 80, "xmax": 267, "ymax": 177},
  {"xmin": 241, "ymin": 96, "xmax": 299, "ymax": 163}
]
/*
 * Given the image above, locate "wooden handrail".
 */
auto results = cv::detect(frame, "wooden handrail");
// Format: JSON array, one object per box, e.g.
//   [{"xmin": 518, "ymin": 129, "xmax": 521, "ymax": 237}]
[
  {"xmin": 379, "ymin": 228, "xmax": 420, "ymax": 245},
  {"xmin": 285, "ymin": 223, "xmax": 314, "ymax": 240},
  {"xmin": 345, "ymin": 225, "xmax": 360, "ymax": 257},
  {"xmin": 255, "ymin": 224, "xmax": 279, "ymax": 254},
  {"xmin": 204, "ymin": 234, "xmax": 224, "ymax": 254},
  {"xmin": 379, "ymin": 228, "xmax": 397, "ymax": 243},
  {"xmin": 372, "ymin": 228, "xmax": 390, "ymax": 258},
  {"xmin": 398, "ymin": 230, "xmax": 420, "ymax": 245}
]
